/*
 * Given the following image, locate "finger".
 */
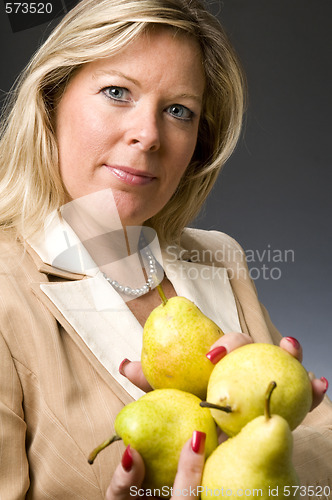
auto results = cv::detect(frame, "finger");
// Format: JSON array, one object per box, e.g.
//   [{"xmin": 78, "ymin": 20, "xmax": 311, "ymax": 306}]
[
  {"xmin": 280, "ymin": 340, "xmax": 328, "ymax": 411},
  {"xmin": 171, "ymin": 431, "xmax": 206, "ymax": 499},
  {"xmin": 279, "ymin": 336, "xmax": 303, "ymax": 362},
  {"xmin": 206, "ymin": 332, "xmax": 253, "ymax": 364},
  {"xmin": 309, "ymin": 375, "xmax": 329, "ymax": 411},
  {"xmin": 105, "ymin": 445, "xmax": 145, "ymax": 500},
  {"xmin": 119, "ymin": 359, "xmax": 153, "ymax": 393}
]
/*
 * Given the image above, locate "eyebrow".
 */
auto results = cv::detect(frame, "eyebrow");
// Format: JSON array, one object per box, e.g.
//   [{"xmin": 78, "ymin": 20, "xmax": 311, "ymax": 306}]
[
  {"xmin": 173, "ymin": 93, "xmax": 203, "ymax": 105},
  {"xmin": 92, "ymin": 69, "xmax": 203, "ymax": 105},
  {"xmin": 93, "ymin": 69, "xmax": 141, "ymax": 87}
]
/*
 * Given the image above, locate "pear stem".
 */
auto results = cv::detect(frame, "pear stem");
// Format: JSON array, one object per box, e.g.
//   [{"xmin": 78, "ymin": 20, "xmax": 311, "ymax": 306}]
[
  {"xmin": 200, "ymin": 401, "xmax": 232, "ymax": 413},
  {"xmin": 157, "ymin": 284, "xmax": 168, "ymax": 306},
  {"xmin": 265, "ymin": 381, "xmax": 277, "ymax": 421},
  {"xmin": 88, "ymin": 435, "xmax": 122, "ymax": 464}
]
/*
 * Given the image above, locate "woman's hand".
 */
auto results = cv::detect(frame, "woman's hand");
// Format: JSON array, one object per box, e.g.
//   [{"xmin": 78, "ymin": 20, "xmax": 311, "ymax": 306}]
[
  {"xmin": 119, "ymin": 333, "xmax": 328, "ymax": 411},
  {"xmin": 119, "ymin": 359, "xmax": 153, "ymax": 393},
  {"xmin": 279, "ymin": 336, "xmax": 328, "ymax": 410},
  {"xmin": 206, "ymin": 333, "xmax": 328, "ymax": 412},
  {"xmin": 118, "ymin": 333, "xmax": 254, "ymax": 393},
  {"xmin": 117, "ymin": 334, "xmax": 328, "ymax": 497},
  {"xmin": 105, "ymin": 430, "xmax": 206, "ymax": 500}
]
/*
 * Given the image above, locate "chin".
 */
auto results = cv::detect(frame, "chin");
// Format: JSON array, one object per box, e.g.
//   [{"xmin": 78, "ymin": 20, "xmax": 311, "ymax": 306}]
[
  {"xmin": 114, "ymin": 200, "xmax": 155, "ymax": 228},
  {"xmin": 116, "ymin": 210, "xmax": 147, "ymax": 228}
]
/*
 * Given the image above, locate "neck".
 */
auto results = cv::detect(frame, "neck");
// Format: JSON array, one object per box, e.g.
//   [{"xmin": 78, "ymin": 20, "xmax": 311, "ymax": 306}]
[
  {"xmin": 60, "ymin": 190, "xmax": 142, "ymax": 278},
  {"xmin": 60, "ymin": 189, "xmax": 163, "ymax": 296}
]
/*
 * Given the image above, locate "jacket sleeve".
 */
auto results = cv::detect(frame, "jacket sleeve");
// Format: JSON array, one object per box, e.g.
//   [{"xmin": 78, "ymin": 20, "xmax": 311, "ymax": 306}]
[
  {"xmin": 0, "ymin": 331, "xmax": 30, "ymax": 498},
  {"xmin": 292, "ymin": 399, "xmax": 332, "ymax": 493},
  {"xmin": 261, "ymin": 301, "xmax": 332, "ymax": 492}
]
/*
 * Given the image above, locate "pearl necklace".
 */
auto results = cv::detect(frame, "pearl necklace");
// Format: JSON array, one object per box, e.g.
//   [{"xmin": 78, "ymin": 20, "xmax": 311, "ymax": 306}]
[{"xmin": 103, "ymin": 241, "xmax": 158, "ymax": 297}]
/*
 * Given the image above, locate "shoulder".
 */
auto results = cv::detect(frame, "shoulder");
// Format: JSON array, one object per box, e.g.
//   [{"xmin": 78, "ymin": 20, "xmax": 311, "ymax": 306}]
[
  {"xmin": 0, "ymin": 229, "xmax": 26, "ymax": 274},
  {"xmin": 0, "ymin": 228, "xmax": 22, "ymax": 251},
  {"xmin": 180, "ymin": 227, "xmax": 245, "ymax": 252},
  {"xmin": 179, "ymin": 227, "xmax": 247, "ymax": 266},
  {"xmin": 0, "ymin": 229, "xmax": 39, "ymax": 280},
  {"xmin": 0, "ymin": 229, "xmax": 48, "ymax": 332},
  {"xmin": 0, "ymin": 230, "xmax": 58, "ymax": 368}
]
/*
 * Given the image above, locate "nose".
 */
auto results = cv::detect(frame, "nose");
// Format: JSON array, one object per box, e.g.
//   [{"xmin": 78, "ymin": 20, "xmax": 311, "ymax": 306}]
[{"xmin": 125, "ymin": 106, "xmax": 161, "ymax": 152}]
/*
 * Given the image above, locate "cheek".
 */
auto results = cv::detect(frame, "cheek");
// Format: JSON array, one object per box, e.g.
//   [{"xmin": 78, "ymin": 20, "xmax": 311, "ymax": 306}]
[
  {"xmin": 57, "ymin": 114, "xmax": 111, "ymax": 181},
  {"xmin": 170, "ymin": 131, "xmax": 199, "ymax": 178},
  {"xmin": 63, "ymin": 110, "xmax": 102, "ymax": 148}
]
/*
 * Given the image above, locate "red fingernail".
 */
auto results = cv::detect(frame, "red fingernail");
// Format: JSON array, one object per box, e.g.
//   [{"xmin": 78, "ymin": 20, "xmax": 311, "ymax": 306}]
[
  {"xmin": 206, "ymin": 346, "xmax": 227, "ymax": 364},
  {"xmin": 321, "ymin": 377, "xmax": 329, "ymax": 394},
  {"xmin": 121, "ymin": 445, "xmax": 133, "ymax": 472},
  {"xmin": 285, "ymin": 337, "xmax": 301, "ymax": 349},
  {"xmin": 119, "ymin": 359, "xmax": 130, "ymax": 376},
  {"xmin": 191, "ymin": 431, "xmax": 206, "ymax": 454}
]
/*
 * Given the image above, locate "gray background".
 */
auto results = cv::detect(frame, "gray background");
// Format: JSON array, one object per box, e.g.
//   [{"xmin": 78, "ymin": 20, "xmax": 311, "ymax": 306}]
[{"xmin": 0, "ymin": 0, "xmax": 331, "ymax": 397}]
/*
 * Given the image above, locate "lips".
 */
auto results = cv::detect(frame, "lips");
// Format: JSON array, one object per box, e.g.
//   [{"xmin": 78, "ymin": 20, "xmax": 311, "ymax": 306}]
[{"xmin": 104, "ymin": 165, "xmax": 156, "ymax": 186}]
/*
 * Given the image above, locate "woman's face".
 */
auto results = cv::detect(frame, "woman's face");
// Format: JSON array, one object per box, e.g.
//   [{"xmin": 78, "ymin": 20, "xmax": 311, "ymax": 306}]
[{"xmin": 55, "ymin": 29, "xmax": 205, "ymax": 226}]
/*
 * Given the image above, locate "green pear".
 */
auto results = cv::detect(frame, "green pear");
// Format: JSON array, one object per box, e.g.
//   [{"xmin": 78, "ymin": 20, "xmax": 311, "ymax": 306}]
[
  {"xmin": 201, "ymin": 382, "xmax": 300, "ymax": 499},
  {"xmin": 88, "ymin": 389, "xmax": 218, "ymax": 493},
  {"xmin": 203, "ymin": 343, "xmax": 312, "ymax": 436},
  {"xmin": 141, "ymin": 288, "xmax": 224, "ymax": 399}
]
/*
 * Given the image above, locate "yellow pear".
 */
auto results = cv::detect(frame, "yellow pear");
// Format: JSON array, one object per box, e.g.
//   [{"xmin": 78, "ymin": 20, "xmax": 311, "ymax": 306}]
[
  {"xmin": 203, "ymin": 343, "xmax": 312, "ymax": 436},
  {"xmin": 141, "ymin": 289, "xmax": 224, "ymax": 400},
  {"xmin": 88, "ymin": 389, "xmax": 218, "ymax": 494},
  {"xmin": 201, "ymin": 383, "xmax": 300, "ymax": 499}
]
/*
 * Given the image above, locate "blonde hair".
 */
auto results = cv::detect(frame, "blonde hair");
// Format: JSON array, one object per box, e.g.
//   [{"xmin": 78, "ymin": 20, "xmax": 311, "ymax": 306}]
[{"xmin": 0, "ymin": 0, "xmax": 246, "ymax": 243}]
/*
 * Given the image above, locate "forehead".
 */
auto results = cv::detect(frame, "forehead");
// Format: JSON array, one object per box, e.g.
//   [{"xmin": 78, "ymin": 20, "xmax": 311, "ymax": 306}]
[{"xmin": 73, "ymin": 28, "xmax": 205, "ymax": 95}]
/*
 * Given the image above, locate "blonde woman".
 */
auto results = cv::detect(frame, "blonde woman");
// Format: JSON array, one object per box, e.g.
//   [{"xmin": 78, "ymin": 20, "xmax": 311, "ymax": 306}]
[{"xmin": 0, "ymin": 0, "xmax": 331, "ymax": 498}]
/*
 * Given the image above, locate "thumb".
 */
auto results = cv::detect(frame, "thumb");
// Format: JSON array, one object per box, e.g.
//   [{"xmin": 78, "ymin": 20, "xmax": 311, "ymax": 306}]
[
  {"xmin": 171, "ymin": 431, "xmax": 206, "ymax": 499},
  {"xmin": 106, "ymin": 445, "xmax": 145, "ymax": 500},
  {"xmin": 119, "ymin": 359, "xmax": 153, "ymax": 393}
]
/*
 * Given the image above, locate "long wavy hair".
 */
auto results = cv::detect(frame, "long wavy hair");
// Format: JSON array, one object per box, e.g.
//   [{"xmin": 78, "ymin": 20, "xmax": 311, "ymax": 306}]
[{"xmin": 0, "ymin": 0, "xmax": 246, "ymax": 243}]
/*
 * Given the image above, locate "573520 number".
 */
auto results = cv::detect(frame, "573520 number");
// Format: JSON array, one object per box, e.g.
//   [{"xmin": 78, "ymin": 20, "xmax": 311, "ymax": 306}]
[
  {"xmin": 283, "ymin": 485, "xmax": 331, "ymax": 497},
  {"xmin": 5, "ymin": 3, "xmax": 53, "ymax": 14}
]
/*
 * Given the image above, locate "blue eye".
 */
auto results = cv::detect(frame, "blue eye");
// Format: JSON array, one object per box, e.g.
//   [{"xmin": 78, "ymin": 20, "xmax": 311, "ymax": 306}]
[
  {"xmin": 103, "ymin": 86, "xmax": 130, "ymax": 101},
  {"xmin": 167, "ymin": 104, "xmax": 193, "ymax": 121}
]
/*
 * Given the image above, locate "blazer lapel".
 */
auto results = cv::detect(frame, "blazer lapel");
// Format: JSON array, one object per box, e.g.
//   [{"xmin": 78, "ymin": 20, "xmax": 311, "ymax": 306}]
[
  {"xmin": 29, "ymin": 281, "xmax": 134, "ymax": 406},
  {"xmin": 41, "ymin": 272, "xmax": 146, "ymax": 400},
  {"xmin": 25, "ymin": 231, "xmax": 146, "ymax": 403}
]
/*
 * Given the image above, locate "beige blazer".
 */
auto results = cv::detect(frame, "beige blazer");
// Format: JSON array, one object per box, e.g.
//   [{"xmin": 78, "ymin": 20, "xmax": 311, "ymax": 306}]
[{"xmin": 0, "ymin": 227, "xmax": 331, "ymax": 499}]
